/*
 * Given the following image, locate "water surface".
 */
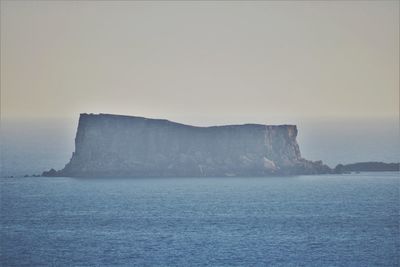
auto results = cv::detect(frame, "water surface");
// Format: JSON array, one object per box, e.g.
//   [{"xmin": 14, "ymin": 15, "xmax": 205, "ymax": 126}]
[{"xmin": 1, "ymin": 172, "xmax": 399, "ymax": 266}]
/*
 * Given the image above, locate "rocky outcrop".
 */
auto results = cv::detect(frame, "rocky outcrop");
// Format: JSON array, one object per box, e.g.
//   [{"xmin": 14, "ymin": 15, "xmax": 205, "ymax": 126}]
[
  {"xmin": 43, "ymin": 113, "xmax": 331, "ymax": 177},
  {"xmin": 334, "ymin": 162, "xmax": 399, "ymax": 173}
]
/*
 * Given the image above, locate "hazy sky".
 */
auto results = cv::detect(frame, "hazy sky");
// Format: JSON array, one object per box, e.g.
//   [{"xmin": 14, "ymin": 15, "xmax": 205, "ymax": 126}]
[{"xmin": 1, "ymin": 1, "xmax": 399, "ymax": 125}]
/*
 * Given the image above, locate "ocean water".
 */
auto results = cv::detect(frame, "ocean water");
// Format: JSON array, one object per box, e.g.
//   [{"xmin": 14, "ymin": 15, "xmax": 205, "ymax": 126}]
[{"xmin": 1, "ymin": 172, "xmax": 399, "ymax": 266}]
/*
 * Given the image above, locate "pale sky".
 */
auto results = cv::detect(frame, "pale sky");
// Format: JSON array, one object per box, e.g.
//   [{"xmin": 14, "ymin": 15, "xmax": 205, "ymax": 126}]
[{"xmin": 1, "ymin": 1, "xmax": 399, "ymax": 125}]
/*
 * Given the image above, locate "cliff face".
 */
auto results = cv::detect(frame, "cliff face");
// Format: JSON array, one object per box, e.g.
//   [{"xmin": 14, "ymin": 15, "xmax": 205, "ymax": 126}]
[{"xmin": 47, "ymin": 113, "xmax": 331, "ymax": 177}]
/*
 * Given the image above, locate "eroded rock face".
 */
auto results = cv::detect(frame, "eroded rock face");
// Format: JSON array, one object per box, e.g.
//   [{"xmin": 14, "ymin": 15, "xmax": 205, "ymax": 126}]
[{"xmin": 45, "ymin": 113, "xmax": 331, "ymax": 177}]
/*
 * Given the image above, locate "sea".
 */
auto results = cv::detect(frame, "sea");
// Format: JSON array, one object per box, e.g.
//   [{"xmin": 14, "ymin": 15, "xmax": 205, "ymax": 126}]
[{"xmin": 0, "ymin": 172, "xmax": 399, "ymax": 266}]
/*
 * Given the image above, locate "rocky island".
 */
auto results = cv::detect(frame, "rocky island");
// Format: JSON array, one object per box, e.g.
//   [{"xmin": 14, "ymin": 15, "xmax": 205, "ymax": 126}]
[
  {"xmin": 43, "ymin": 113, "xmax": 331, "ymax": 177},
  {"xmin": 334, "ymin": 162, "xmax": 399, "ymax": 173}
]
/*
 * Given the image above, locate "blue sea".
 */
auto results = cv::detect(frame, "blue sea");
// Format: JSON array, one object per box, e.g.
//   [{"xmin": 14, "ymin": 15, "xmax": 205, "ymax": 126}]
[{"xmin": 1, "ymin": 172, "xmax": 399, "ymax": 266}]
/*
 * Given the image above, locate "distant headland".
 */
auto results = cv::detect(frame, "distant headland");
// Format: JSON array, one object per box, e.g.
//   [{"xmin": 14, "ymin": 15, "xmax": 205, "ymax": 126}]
[
  {"xmin": 42, "ymin": 113, "xmax": 332, "ymax": 177},
  {"xmin": 334, "ymin": 162, "xmax": 399, "ymax": 173},
  {"xmin": 40, "ymin": 114, "xmax": 399, "ymax": 178}
]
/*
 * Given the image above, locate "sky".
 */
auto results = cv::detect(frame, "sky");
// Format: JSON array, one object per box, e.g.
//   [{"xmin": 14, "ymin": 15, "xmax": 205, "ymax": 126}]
[
  {"xmin": 1, "ymin": 0, "xmax": 399, "ymax": 125},
  {"xmin": 0, "ymin": 1, "xmax": 399, "ymax": 175}
]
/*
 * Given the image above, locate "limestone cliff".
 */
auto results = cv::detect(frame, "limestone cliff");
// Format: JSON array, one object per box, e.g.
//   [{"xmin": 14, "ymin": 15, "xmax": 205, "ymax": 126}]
[{"xmin": 44, "ymin": 113, "xmax": 331, "ymax": 177}]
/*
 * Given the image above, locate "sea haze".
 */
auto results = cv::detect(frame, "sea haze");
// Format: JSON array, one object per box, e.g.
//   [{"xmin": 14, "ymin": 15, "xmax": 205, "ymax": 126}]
[
  {"xmin": 1, "ymin": 172, "xmax": 399, "ymax": 266},
  {"xmin": 0, "ymin": 117, "xmax": 399, "ymax": 177}
]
